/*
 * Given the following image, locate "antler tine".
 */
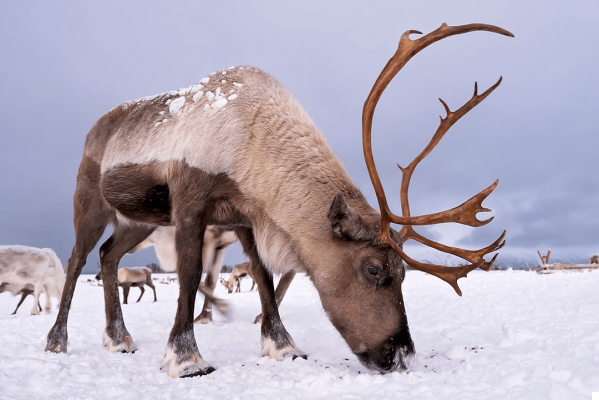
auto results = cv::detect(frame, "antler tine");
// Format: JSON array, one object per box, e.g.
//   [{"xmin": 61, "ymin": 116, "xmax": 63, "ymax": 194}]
[
  {"xmin": 363, "ymin": 23, "xmax": 513, "ymax": 240},
  {"xmin": 385, "ymin": 236, "xmax": 482, "ymax": 296},
  {"xmin": 402, "ymin": 226, "xmax": 506, "ymax": 265}
]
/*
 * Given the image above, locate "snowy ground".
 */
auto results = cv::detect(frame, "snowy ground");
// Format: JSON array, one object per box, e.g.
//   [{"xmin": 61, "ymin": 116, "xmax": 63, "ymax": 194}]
[{"xmin": 0, "ymin": 270, "xmax": 598, "ymax": 399}]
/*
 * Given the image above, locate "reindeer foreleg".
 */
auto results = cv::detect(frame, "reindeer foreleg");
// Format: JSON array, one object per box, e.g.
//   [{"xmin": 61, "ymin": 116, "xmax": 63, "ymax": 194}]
[{"xmin": 236, "ymin": 227, "xmax": 306, "ymax": 361}]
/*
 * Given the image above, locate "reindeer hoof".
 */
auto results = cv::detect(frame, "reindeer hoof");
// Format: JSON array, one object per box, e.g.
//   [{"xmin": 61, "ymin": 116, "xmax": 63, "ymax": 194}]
[
  {"xmin": 261, "ymin": 336, "xmax": 305, "ymax": 361},
  {"xmin": 253, "ymin": 313, "xmax": 263, "ymax": 324},
  {"xmin": 180, "ymin": 365, "xmax": 216, "ymax": 378},
  {"xmin": 103, "ymin": 330, "xmax": 136, "ymax": 353},
  {"xmin": 162, "ymin": 346, "xmax": 214, "ymax": 378},
  {"xmin": 194, "ymin": 311, "xmax": 213, "ymax": 324},
  {"xmin": 45, "ymin": 341, "xmax": 67, "ymax": 353}
]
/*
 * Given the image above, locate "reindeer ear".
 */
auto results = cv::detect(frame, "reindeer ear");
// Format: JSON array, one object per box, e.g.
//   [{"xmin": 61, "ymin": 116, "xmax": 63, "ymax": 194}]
[{"xmin": 328, "ymin": 192, "xmax": 371, "ymax": 241}]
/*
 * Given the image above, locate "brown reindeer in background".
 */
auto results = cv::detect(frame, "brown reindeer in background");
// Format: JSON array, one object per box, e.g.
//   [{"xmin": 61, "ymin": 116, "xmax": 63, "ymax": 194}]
[
  {"xmin": 220, "ymin": 261, "xmax": 256, "ymax": 293},
  {"xmin": 46, "ymin": 23, "xmax": 511, "ymax": 378},
  {"xmin": 95, "ymin": 265, "xmax": 157, "ymax": 304}
]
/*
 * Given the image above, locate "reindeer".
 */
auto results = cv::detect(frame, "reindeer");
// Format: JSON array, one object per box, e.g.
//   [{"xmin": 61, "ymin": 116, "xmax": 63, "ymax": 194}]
[
  {"xmin": 130, "ymin": 225, "xmax": 237, "ymax": 323},
  {"xmin": 0, "ymin": 282, "xmax": 42, "ymax": 315},
  {"xmin": 45, "ymin": 23, "xmax": 511, "ymax": 378},
  {"xmin": 1, "ymin": 245, "xmax": 65, "ymax": 315},
  {"xmin": 220, "ymin": 261, "xmax": 256, "ymax": 293},
  {"xmin": 96, "ymin": 266, "xmax": 157, "ymax": 304},
  {"xmin": 590, "ymin": 255, "xmax": 599, "ymax": 264}
]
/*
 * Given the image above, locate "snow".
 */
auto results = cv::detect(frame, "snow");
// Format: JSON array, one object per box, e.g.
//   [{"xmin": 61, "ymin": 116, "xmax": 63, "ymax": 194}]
[
  {"xmin": 211, "ymin": 98, "xmax": 228, "ymax": 110},
  {"xmin": 228, "ymin": 94, "xmax": 238, "ymax": 101},
  {"xmin": 168, "ymin": 97, "xmax": 186, "ymax": 116},
  {"xmin": 1, "ymin": 271, "xmax": 598, "ymax": 399},
  {"xmin": 200, "ymin": 77, "xmax": 210, "ymax": 84},
  {"xmin": 233, "ymin": 82, "xmax": 243, "ymax": 88},
  {"xmin": 205, "ymin": 91, "xmax": 215, "ymax": 101},
  {"xmin": 193, "ymin": 91, "xmax": 204, "ymax": 102}
]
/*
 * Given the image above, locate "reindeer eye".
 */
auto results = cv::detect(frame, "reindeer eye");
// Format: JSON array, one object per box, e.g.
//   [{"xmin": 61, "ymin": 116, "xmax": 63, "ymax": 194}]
[{"xmin": 368, "ymin": 266, "xmax": 378, "ymax": 275}]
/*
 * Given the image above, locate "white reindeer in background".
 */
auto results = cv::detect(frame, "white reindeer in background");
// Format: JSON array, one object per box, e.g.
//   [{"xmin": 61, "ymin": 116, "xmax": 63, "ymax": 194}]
[
  {"xmin": 46, "ymin": 23, "xmax": 511, "ymax": 378},
  {"xmin": 0, "ymin": 282, "xmax": 42, "ymax": 315},
  {"xmin": 0, "ymin": 246, "xmax": 65, "ymax": 315}
]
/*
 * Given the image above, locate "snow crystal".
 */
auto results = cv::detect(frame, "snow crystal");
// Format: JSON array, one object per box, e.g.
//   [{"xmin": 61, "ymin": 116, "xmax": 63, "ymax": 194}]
[
  {"xmin": 162, "ymin": 119, "xmax": 168, "ymax": 123},
  {"xmin": 189, "ymin": 84, "xmax": 203, "ymax": 94},
  {"xmin": 158, "ymin": 111, "xmax": 165, "ymax": 115},
  {"xmin": 168, "ymin": 90, "xmax": 179, "ymax": 96},
  {"xmin": 192, "ymin": 91, "xmax": 204, "ymax": 102},
  {"xmin": 211, "ymin": 98, "xmax": 227, "ymax": 109},
  {"xmin": 215, "ymin": 88, "xmax": 222, "ymax": 99},
  {"xmin": 205, "ymin": 91, "xmax": 215, "ymax": 101},
  {"xmin": 200, "ymin": 77, "xmax": 210, "ymax": 84},
  {"xmin": 228, "ymin": 94, "xmax": 238, "ymax": 101},
  {"xmin": 154, "ymin": 122, "xmax": 161, "ymax": 127},
  {"xmin": 221, "ymin": 80, "xmax": 226, "ymax": 84},
  {"xmin": 239, "ymin": 67, "xmax": 244, "ymax": 69},
  {"xmin": 222, "ymin": 71, "xmax": 227, "ymax": 75},
  {"xmin": 169, "ymin": 97, "xmax": 186, "ymax": 116},
  {"xmin": 165, "ymin": 99, "xmax": 172, "ymax": 106},
  {"xmin": 233, "ymin": 82, "xmax": 243, "ymax": 88},
  {"xmin": 178, "ymin": 88, "xmax": 189, "ymax": 96},
  {"xmin": 203, "ymin": 104, "xmax": 210, "ymax": 110}
]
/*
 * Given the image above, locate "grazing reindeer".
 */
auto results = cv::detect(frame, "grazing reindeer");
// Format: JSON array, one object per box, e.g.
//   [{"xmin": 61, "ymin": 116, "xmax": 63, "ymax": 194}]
[
  {"xmin": 1, "ymin": 246, "xmax": 65, "ymax": 315},
  {"xmin": 590, "ymin": 255, "xmax": 599, "ymax": 264},
  {"xmin": 220, "ymin": 261, "xmax": 256, "ymax": 293},
  {"xmin": 130, "ymin": 225, "xmax": 237, "ymax": 323},
  {"xmin": 0, "ymin": 282, "xmax": 42, "ymax": 315},
  {"xmin": 96, "ymin": 266, "xmax": 157, "ymax": 304},
  {"xmin": 46, "ymin": 23, "xmax": 511, "ymax": 378}
]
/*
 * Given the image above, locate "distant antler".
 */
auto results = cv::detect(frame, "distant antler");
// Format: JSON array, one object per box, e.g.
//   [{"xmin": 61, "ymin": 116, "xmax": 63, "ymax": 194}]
[{"xmin": 362, "ymin": 23, "xmax": 513, "ymax": 295}]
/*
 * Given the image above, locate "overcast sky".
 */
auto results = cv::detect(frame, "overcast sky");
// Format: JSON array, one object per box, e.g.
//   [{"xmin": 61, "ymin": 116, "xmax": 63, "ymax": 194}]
[{"xmin": 1, "ymin": 1, "xmax": 597, "ymax": 273}]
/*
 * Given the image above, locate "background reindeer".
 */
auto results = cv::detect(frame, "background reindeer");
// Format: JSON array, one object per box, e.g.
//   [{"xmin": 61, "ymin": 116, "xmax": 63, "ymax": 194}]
[
  {"xmin": 0, "ymin": 282, "xmax": 42, "ymax": 315},
  {"xmin": 1, "ymin": 245, "xmax": 65, "ymax": 315},
  {"xmin": 220, "ymin": 261, "xmax": 256, "ymax": 293},
  {"xmin": 590, "ymin": 255, "xmax": 598, "ymax": 264},
  {"xmin": 46, "ymin": 23, "xmax": 510, "ymax": 378},
  {"xmin": 130, "ymin": 226, "xmax": 237, "ymax": 323},
  {"xmin": 96, "ymin": 265, "xmax": 157, "ymax": 304}
]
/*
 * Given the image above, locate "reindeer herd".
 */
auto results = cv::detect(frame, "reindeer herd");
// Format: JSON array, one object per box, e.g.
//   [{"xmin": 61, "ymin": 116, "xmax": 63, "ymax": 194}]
[{"xmin": 1, "ymin": 23, "xmax": 526, "ymax": 378}]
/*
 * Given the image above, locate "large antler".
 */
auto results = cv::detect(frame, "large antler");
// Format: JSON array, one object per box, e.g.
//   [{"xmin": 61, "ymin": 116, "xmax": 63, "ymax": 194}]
[{"xmin": 362, "ymin": 23, "xmax": 513, "ymax": 295}]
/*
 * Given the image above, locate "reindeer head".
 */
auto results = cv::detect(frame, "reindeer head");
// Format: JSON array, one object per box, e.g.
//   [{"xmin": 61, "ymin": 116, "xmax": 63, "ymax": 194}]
[{"xmin": 314, "ymin": 23, "xmax": 512, "ymax": 374}]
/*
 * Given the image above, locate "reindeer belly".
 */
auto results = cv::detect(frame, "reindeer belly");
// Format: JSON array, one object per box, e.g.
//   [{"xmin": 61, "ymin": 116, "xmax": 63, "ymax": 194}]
[
  {"xmin": 101, "ymin": 160, "xmax": 248, "ymax": 227},
  {"xmin": 101, "ymin": 162, "xmax": 171, "ymax": 225}
]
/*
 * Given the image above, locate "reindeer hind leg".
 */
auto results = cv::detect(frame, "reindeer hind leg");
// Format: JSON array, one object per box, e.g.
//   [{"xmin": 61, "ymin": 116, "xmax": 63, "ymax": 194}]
[
  {"xmin": 46, "ymin": 169, "xmax": 112, "ymax": 353},
  {"xmin": 99, "ymin": 222, "xmax": 155, "ymax": 353}
]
